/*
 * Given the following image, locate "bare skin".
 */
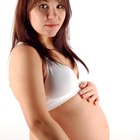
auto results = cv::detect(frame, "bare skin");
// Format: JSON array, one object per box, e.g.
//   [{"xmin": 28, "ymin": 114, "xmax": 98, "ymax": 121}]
[
  {"xmin": 30, "ymin": 95, "xmax": 109, "ymax": 140},
  {"xmin": 49, "ymin": 95, "xmax": 109, "ymax": 140},
  {"xmin": 29, "ymin": 49, "xmax": 109, "ymax": 140}
]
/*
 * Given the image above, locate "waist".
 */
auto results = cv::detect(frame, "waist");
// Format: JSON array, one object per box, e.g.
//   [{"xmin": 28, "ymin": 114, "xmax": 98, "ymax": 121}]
[
  {"xmin": 46, "ymin": 87, "xmax": 80, "ymax": 111},
  {"xmin": 49, "ymin": 93, "xmax": 95, "ymax": 114}
]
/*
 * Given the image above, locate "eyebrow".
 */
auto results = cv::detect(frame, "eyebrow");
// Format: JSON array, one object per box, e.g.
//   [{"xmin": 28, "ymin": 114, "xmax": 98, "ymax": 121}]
[{"xmin": 40, "ymin": 0, "xmax": 63, "ymax": 3}]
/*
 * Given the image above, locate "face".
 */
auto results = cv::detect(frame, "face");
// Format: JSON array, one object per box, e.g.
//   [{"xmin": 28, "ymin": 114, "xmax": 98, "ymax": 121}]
[{"xmin": 29, "ymin": 0, "xmax": 66, "ymax": 42}]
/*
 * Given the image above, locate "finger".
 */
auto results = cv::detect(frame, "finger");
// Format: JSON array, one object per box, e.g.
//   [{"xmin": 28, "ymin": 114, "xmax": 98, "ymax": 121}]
[
  {"xmin": 79, "ymin": 86, "xmax": 96, "ymax": 95},
  {"xmin": 79, "ymin": 81, "xmax": 88, "ymax": 88},
  {"xmin": 94, "ymin": 98, "xmax": 99, "ymax": 105},
  {"xmin": 81, "ymin": 90, "xmax": 95, "ymax": 99},
  {"xmin": 88, "ymin": 95, "xmax": 99, "ymax": 104}
]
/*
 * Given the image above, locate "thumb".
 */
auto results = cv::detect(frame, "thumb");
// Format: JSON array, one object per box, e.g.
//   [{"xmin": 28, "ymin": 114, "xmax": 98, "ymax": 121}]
[{"xmin": 79, "ymin": 81, "xmax": 87, "ymax": 88}]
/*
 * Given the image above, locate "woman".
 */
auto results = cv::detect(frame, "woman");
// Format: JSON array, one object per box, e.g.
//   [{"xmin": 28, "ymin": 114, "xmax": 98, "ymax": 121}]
[{"xmin": 9, "ymin": 0, "xmax": 109, "ymax": 139}]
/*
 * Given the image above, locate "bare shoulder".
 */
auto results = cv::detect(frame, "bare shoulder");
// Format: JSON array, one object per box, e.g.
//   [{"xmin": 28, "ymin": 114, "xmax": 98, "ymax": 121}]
[
  {"xmin": 10, "ymin": 44, "xmax": 42, "ymax": 65},
  {"xmin": 9, "ymin": 44, "xmax": 43, "ymax": 85},
  {"xmin": 9, "ymin": 44, "xmax": 44, "ymax": 91}
]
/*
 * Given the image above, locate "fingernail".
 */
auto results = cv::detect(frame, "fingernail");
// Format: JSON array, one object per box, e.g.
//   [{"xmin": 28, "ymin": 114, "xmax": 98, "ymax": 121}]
[
  {"xmin": 82, "ymin": 95, "xmax": 85, "ymax": 99},
  {"xmin": 80, "ymin": 82, "xmax": 85, "ymax": 85},
  {"xmin": 87, "ymin": 99, "xmax": 90, "ymax": 102},
  {"xmin": 80, "ymin": 82, "xmax": 85, "ymax": 87}
]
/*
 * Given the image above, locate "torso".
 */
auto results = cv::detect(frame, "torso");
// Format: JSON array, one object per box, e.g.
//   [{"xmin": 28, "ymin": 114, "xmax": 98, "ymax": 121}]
[{"xmin": 30, "ymin": 50, "xmax": 109, "ymax": 140}]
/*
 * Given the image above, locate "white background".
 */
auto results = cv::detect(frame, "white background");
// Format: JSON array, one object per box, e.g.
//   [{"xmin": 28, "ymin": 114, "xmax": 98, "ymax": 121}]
[{"xmin": 0, "ymin": 0, "xmax": 140, "ymax": 140}]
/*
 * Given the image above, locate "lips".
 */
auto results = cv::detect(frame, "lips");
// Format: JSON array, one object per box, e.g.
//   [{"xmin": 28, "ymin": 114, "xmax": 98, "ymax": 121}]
[{"xmin": 45, "ymin": 24, "xmax": 59, "ymax": 28}]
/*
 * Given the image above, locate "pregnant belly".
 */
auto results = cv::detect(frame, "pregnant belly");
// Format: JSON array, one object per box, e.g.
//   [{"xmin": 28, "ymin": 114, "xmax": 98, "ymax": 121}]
[{"xmin": 49, "ymin": 94, "xmax": 109, "ymax": 140}]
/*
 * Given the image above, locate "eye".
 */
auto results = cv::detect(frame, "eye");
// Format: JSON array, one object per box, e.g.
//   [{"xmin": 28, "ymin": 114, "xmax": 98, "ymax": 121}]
[
  {"xmin": 39, "ymin": 4, "xmax": 49, "ymax": 9},
  {"xmin": 57, "ymin": 4, "xmax": 64, "ymax": 9}
]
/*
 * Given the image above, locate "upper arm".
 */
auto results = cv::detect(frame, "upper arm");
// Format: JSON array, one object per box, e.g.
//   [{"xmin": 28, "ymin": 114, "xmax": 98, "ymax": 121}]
[{"xmin": 9, "ymin": 45, "xmax": 51, "ymax": 128}]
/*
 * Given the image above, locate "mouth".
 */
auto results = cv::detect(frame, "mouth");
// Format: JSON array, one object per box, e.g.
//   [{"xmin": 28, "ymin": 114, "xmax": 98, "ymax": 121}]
[{"xmin": 45, "ymin": 24, "xmax": 59, "ymax": 28}]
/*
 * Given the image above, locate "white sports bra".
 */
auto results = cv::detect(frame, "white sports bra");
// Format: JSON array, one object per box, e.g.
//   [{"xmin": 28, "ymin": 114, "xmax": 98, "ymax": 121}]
[
  {"xmin": 15, "ymin": 42, "xmax": 89, "ymax": 111},
  {"xmin": 44, "ymin": 60, "xmax": 89, "ymax": 111}
]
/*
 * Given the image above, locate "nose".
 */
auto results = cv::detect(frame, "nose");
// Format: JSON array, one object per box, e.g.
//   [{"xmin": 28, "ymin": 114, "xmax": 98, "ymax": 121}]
[{"xmin": 47, "ymin": 8, "xmax": 57, "ymax": 19}]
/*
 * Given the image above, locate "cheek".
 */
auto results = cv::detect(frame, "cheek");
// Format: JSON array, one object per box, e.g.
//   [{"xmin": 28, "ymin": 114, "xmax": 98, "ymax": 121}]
[
  {"xmin": 29, "ymin": 10, "xmax": 42, "ymax": 29},
  {"xmin": 60, "ymin": 12, "xmax": 66, "ymax": 23},
  {"xmin": 29, "ymin": 12, "xmax": 35, "ymax": 27}
]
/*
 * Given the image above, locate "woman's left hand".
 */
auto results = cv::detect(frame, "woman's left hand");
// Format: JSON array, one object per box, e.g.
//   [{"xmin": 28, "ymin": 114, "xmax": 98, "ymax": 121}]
[{"xmin": 78, "ymin": 81, "xmax": 99, "ymax": 105}]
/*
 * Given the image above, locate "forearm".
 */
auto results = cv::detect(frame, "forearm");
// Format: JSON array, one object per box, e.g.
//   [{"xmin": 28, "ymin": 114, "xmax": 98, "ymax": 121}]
[{"xmin": 30, "ymin": 118, "xmax": 70, "ymax": 140}]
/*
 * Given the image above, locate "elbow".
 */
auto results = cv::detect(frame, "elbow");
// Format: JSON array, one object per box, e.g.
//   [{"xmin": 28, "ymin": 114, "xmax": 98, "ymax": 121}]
[
  {"xmin": 29, "ymin": 119, "xmax": 49, "ymax": 134},
  {"xmin": 28, "ymin": 118, "xmax": 54, "ymax": 139},
  {"xmin": 29, "ymin": 119, "xmax": 43, "ymax": 131}
]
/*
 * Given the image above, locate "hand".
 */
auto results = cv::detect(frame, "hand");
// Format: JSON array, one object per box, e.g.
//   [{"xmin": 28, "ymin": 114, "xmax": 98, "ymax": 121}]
[{"xmin": 78, "ymin": 81, "xmax": 99, "ymax": 105}]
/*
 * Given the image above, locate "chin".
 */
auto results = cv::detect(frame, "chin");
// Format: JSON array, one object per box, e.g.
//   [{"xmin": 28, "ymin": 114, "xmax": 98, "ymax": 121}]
[
  {"xmin": 45, "ymin": 28, "xmax": 60, "ymax": 37},
  {"xmin": 47, "ymin": 32, "xmax": 58, "ymax": 37}
]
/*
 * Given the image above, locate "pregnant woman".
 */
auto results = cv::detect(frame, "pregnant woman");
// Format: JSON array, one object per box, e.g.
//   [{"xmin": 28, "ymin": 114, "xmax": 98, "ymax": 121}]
[{"xmin": 9, "ymin": 0, "xmax": 109, "ymax": 139}]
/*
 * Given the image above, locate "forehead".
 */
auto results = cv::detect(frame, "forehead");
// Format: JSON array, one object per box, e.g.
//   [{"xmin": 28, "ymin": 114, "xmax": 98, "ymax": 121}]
[
  {"xmin": 43, "ymin": 0, "xmax": 63, "ymax": 2},
  {"xmin": 32, "ymin": 0, "xmax": 64, "ymax": 3}
]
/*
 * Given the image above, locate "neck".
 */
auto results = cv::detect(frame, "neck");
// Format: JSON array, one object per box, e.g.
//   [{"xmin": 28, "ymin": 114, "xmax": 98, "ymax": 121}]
[{"xmin": 40, "ymin": 36, "xmax": 55, "ymax": 50}]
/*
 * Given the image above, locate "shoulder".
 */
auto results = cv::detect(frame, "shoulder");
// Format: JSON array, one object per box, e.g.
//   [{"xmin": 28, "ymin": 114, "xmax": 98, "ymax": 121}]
[
  {"xmin": 9, "ymin": 44, "xmax": 43, "ymax": 83},
  {"xmin": 9, "ymin": 44, "xmax": 44, "ymax": 72},
  {"xmin": 10, "ymin": 44, "xmax": 42, "ymax": 63}
]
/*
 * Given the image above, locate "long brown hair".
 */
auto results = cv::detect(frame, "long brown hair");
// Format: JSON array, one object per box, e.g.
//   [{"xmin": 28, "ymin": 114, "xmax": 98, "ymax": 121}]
[{"xmin": 11, "ymin": 0, "xmax": 89, "ymax": 72}]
